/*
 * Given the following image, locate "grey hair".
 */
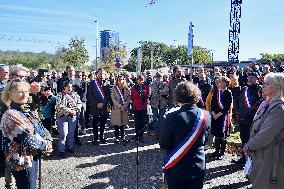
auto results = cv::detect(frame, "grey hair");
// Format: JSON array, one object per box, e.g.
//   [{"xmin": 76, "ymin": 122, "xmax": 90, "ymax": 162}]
[
  {"xmin": 10, "ymin": 64, "xmax": 29, "ymax": 75},
  {"xmin": 264, "ymin": 72, "xmax": 284, "ymax": 102},
  {"xmin": 0, "ymin": 65, "xmax": 9, "ymax": 71}
]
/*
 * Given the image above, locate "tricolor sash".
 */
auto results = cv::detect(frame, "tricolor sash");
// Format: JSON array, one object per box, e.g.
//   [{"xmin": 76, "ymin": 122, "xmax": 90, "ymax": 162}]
[
  {"xmin": 222, "ymin": 114, "xmax": 230, "ymax": 134},
  {"xmin": 244, "ymin": 86, "xmax": 251, "ymax": 109},
  {"xmin": 217, "ymin": 90, "xmax": 231, "ymax": 133},
  {"xmin": 217, "ymin": 89, "xmax": 224, "ymax": 109},
  {"xmin": 93, "ymin": 79, "xmax": 105, "ymax": 100},
  {"xmin": 162, "ymin": 109, "xmax": 206, "ymax": 170},
  {"xmin": 64, "ymin": 93, "xmax": 77, "ymax": 108},
  {"xmin": 114, "ymin": 86, "xmax": 125, "ymax": 105}
]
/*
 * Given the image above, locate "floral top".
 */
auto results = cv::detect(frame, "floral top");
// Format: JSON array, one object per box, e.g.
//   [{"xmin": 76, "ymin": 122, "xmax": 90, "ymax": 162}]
[
  {"xmin": 0, "ymin": 103, "xmax": 48, "ymax": 170},
  {"xmin": 56, "ymin": 91, "xmax": 82, "ymax": 117}
]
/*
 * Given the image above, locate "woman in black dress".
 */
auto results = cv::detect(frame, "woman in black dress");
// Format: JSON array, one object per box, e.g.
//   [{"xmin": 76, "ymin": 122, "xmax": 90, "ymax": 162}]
[{"xmin": 211, "ymin": 76, "xmax": 232, "ymax": 159}]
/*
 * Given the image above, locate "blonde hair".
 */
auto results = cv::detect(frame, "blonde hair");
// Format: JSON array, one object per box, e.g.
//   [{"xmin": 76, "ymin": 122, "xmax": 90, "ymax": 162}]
[
  {"xmin": 115, "ymin": 75, "xmax": 128, "ymax": 89},
  {"xmin": 1, "ymin": 80, "xmax": 30, "ymax": 106},
  {"xmin": 264, "ymin": 72, "xmax": 284, "ymax": 102}
]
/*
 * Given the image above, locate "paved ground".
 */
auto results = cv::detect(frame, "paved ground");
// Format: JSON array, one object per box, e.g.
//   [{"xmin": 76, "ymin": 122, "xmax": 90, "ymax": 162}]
[{"xmin": 0, "ymin": 119, "xmax": 252, "ymax": 189}]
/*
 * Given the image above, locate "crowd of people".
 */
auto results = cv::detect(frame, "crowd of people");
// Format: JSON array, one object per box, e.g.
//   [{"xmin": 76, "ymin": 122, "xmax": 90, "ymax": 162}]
[{"xmin": 0, "ymin": 59, "xmax": 283, "ymax": 189}]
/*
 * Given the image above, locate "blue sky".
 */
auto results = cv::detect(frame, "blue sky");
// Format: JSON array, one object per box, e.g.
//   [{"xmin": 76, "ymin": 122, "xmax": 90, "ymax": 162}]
[{"xmin": 0, "ymin": 0, "xmax": 283, "ymax": 63}]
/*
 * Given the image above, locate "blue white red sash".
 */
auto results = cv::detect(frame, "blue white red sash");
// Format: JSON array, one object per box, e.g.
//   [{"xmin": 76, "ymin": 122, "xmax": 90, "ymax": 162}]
[
  {"xmin": 64, "ymin": 93, "xmax": 77, "ymax": 108},
  {"xmin": 162, "ymin": 109, "xmax": 206, "ymax": 170},
  {"xmin": 93, "ymin": 79, "xmax": 105, "ymax": 100},
  {"xmin": 217, "ymin": 89, "xmax": 224, "ymax": 109},
  {"xmin": 114, "ymin": 86, "xmax": 125, "ymax": 105},
  {"xmin": 222, "ymin": 114, "xmax": 230, "ymax": 134},
  {"xmin": 244, "ymin": 86, "xmax": 251, "ymax": 109}
]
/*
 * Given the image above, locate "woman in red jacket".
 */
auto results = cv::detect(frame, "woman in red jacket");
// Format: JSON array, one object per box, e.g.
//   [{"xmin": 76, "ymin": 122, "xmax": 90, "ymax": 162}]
[{"xmin": 130, "ymin": 74, "xmax": 149, "ymax": 142}]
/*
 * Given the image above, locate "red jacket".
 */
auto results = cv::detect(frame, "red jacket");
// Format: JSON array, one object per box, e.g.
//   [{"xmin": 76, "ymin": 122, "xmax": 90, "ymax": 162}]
[{"xmin": 130, "ymin": 84, "xmax": 149, "ymax": 110}]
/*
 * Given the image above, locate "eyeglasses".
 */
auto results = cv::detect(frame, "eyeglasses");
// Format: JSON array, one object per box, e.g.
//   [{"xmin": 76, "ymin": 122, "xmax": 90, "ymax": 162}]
[{"xmin": 12, "ymin": 74, "xmax": 26, "ymax": 80}]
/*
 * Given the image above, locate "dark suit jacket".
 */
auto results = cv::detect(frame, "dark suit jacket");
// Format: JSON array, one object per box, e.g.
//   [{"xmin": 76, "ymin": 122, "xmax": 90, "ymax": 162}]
[
  {"xmin": 160, "ymin": 104, "xmax": 211, "ymax": 183},
  {"xmin": 87, "ymin": 79, "xmax": 111, "ymax": 115},
  {"xmin": 238, "ymin": 84, "xmax": 261, "ymax": 125}
]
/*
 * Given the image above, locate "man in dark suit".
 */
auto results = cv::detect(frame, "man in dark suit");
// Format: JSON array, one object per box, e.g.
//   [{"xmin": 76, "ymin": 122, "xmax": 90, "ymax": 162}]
[
  {"xmin": 87, "ymin": 68, "xmax": 111, "ymax": 145},
  {"xmin": 160, "ymin": 81, "xmax": 211, "ymax": 189},
  {"xmin": 235, "ymin": 72, "xmax": 261, "ymax": 164},
  {"xmin": 57, "ymin": 65, "xmax": 75, "ymax": 93}
]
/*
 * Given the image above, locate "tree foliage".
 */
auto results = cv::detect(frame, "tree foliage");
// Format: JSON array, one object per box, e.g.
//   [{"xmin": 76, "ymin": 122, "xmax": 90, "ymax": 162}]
[
  {"xmin": 124, "ymin": 41, "xmax": 212, "ymax": 72},
  {"xmin": 0, "ymin": 50, "xmax": 57, "ymax": 69},
  {"xmin": 259, "ymin": 53, "xmax": 284, "ymax": 63},
  {"xmin": 95, "ymin": 42, "xmax": 128, "ymax": 73},
  {"xmin": 59, "ymin": 36, "xmax": 89, "ymax": 68},
  {"xmin": 0, "ymin": 36, "xmax": 89, "ymax": 71}
]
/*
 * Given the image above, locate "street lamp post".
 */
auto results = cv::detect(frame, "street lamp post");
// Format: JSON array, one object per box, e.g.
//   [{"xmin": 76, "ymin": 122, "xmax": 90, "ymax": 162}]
[
  {"xmin": 150, "ymin": 42, "xmax": 154, "ymax": 76},
  {"xmin": 188, "ymin": 21, "xmax": 194, "ymax": 81},
  {"xmin": 94, "ymin": 20, "xmax": 99, "ymax": 71}
]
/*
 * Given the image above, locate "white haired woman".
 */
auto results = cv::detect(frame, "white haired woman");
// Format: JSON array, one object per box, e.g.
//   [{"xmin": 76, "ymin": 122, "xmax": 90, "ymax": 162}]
[{"xmin": 243, "ymin": 72, "xmax": 284, "ymax": 189}]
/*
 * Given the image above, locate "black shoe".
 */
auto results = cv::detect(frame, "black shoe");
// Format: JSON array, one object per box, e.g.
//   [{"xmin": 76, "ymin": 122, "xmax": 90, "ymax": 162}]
[
  {"xmin": 114, "ymin": 138, "xmax": 120, "ymax": 144},
  {"xmin": 232, "ymin": 156, "xmax": 246, "ymax": 164},
  {"xmin": 139, "ymin": 138, "xmax": 146, "ymax": 143},
  {"xmin": 217, "ymin": 153, "xmax": 225, "ymax": 160},
  {"xmin": 52, "ymin": 129, "xmax": 59, "ymax": 135},
  {"xmin": 75, "ymin": 140, "xmax": 83, "ymax": 145},
  {"xmin": 59, "ymin": 152, "xmax": 65, "ymax": 158},
  {"xmin": 210, "ymin": 151, "xmax": 219, "ymax": 158},
  {"xmin": 100, "ymin": 139, "xmax": 107, "ymax": 144},
  {"xmin": 79, "ymin": 130, "xmax": 87, "ymax": 135},
  {"xmin": 93, "ymin": 140, "xmax": 99, "ymax": 146},
  {"xmin": 66, "ymin": 149, "xmax": 74, "ymax": 153}
]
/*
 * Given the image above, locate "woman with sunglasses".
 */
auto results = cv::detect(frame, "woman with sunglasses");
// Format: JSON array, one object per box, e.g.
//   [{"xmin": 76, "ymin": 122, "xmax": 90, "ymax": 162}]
[{"xmin": 0, "ymin": 80, "xmax": 53, "ymax": 189}]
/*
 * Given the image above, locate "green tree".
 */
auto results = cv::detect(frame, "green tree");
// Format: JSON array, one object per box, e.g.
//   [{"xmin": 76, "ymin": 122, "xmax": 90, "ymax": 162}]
[
  {"xmin": 60, "ymin": 36, "xmax": 89, "ymax": 68},
  {"xmin": 0, "ymin": 50, "xmax": 57, "ymax": 69},
  {"xmin": 124, "ymin": 41, "xmax": 212, "ymax": 72},
  {"xmin": 98, "ymin": 42, "xmax": 128, "ymax": 73},
  {"xmin": 193, "ymin": 46, "xmax": 212, "ymax": 65},
  {"xmin": 260, "ymin": 53, "xmax": 284, "ymax": 63}
]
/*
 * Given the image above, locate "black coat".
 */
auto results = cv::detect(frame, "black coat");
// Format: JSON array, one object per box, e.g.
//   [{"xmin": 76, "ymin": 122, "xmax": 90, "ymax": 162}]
[
  {"xmin": 160, "ymin": 104, "xmax": 211, "ymax": 183},
  {"xmin": 87, "ymin": 79, "xmax": 111, "ymax": 116},
  {"xmin": 238, "ymin": 84, "xmax": 261, "ymax": 126},
  {"xmin": 211, "ymin": 89, "xmax": 232, "ymax": 137}
]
